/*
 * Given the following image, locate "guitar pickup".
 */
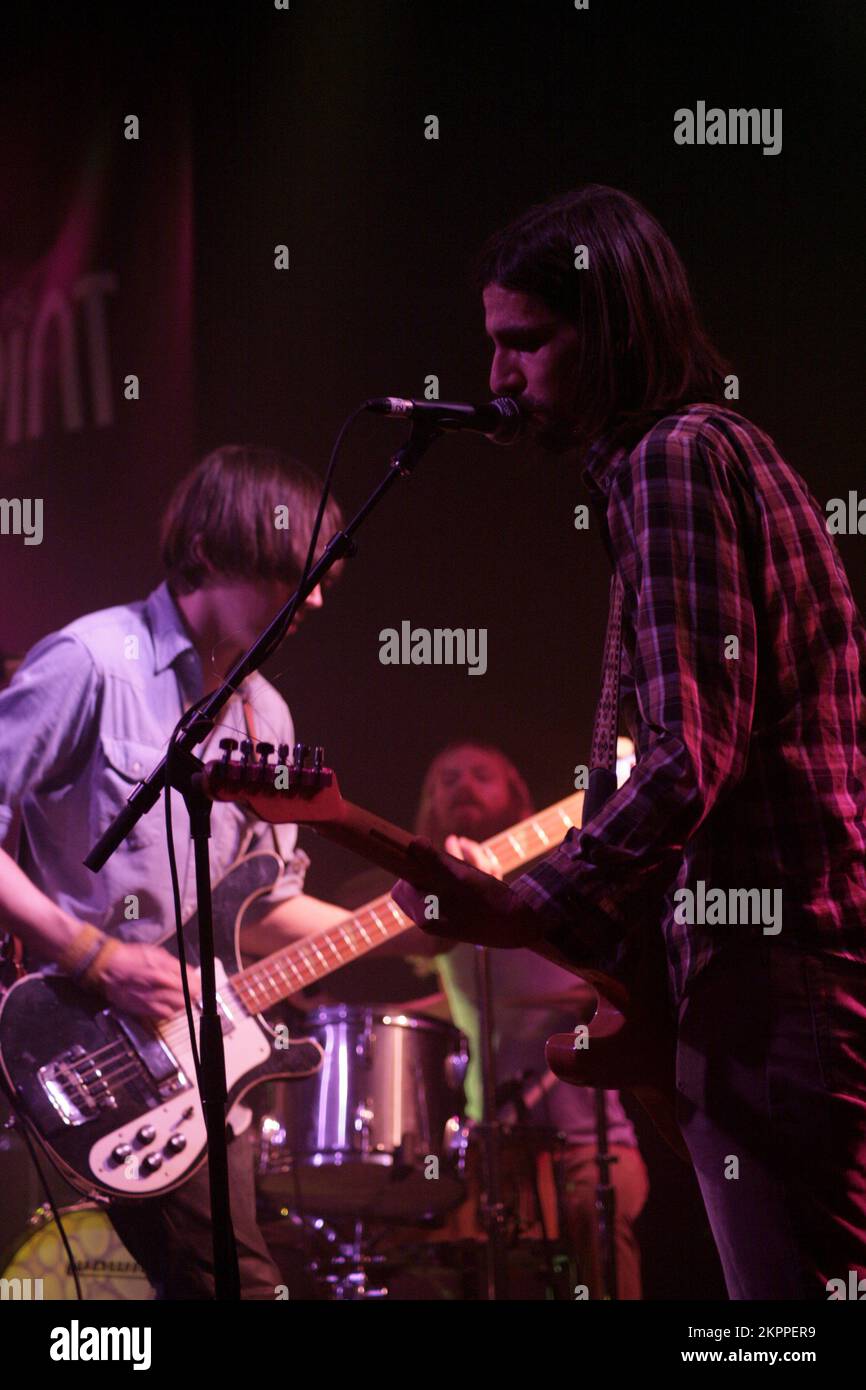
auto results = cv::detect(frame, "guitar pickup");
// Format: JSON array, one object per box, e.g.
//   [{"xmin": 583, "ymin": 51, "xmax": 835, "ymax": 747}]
[{"xmin": 114, "ymin": 1013, "xmax": 189, "ymax": 1095}]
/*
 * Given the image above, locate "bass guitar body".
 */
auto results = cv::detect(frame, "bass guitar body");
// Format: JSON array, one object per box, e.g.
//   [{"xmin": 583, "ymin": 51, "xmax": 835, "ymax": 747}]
[{"xmin": 0, "ymin": 853, "xmax": 324, "ymax": 1201}]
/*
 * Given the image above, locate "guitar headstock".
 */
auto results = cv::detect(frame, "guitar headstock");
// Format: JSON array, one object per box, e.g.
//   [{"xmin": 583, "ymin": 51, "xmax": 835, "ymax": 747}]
[{"xmin": 200, "ymin": 739, "xmax": 345, "ymax": 826}]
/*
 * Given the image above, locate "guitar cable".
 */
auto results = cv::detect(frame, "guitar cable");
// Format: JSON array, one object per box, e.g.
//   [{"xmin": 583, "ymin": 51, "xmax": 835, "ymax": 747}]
[{"xmin": 0, "ymin": 1068, "xmax": 84, "ymax": 1300}]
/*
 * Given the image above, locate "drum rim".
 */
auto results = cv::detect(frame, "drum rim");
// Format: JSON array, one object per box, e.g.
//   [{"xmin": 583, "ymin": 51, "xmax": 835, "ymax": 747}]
[
  {"xmin": 0, "ymin": 1200, "xmax": 100, "ymax": 1275},
  {"xmin": 309, "ymin": 1003, "xmax": 466, "ymax": 1040}
]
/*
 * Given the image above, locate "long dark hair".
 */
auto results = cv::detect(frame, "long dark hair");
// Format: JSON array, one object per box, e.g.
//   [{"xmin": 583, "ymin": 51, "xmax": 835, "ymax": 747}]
[{"xmin": 476, "ymin": 184, "xmax": 731, "ymax": 448}]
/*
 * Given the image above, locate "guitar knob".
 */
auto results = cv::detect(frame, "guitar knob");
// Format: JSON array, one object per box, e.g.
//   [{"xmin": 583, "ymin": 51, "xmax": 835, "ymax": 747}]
[
  {"xmin": 165, "ymin": 1133, "xmax": 187, "ymax": 1155},
  {"xmin": 218, "ymin": 738, "xmax": 238, "ymax": 763},
  {"xmin": 140, "ymin": 1152, "xmax": 164, "ymax": 1175},
  {"xmin": 256, "ymin": 742, "xmax": 275, "ymax": 763},
  {"xmin": 110, "ymin": 1142, "xmax": 132, "ymax": 1165},
  {"xmin": 136, "ymin": 1124, "xmax": 156, "ymax": 1145}
]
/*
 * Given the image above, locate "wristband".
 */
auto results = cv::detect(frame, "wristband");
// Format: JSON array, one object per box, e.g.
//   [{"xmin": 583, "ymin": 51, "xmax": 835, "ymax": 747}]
[
  {"xmin": 56, "ymin": 924, "xmax": 105, "ymax": 979},
  {"xmin": 81, "ymin": 937, "xmax": 123, "ymax": 990}
]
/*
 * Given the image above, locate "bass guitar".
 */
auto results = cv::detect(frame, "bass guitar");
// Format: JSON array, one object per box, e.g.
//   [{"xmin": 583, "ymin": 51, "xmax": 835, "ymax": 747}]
[{"xmin": 0, "ymin": 852, "xmax": 323, "ymax": 1201}]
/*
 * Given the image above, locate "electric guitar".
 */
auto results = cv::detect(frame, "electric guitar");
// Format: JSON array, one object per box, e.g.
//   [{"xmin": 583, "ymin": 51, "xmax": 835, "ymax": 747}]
[
  {"xmin": 0, "ymin": 852, "xmax": 325, "ymax": 1202},
  {"xmin": 199, "ymin": 741, "xmax": 686, "ymax": 1159}
]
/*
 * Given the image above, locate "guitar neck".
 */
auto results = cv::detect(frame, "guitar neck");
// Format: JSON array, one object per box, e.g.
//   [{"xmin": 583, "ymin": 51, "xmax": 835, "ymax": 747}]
[{"xmin": 229, "ymin": 790, "xmax": 584, "ymax": 1014}]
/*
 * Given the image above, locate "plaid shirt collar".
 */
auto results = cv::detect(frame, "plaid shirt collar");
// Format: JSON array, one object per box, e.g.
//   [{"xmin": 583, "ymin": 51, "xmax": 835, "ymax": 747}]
[{"xmin": 581, "ymin": 408, "xmax": 686, "ymax": 494}]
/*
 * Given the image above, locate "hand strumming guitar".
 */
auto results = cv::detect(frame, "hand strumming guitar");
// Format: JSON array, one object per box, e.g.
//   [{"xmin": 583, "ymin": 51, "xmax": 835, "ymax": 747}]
[{"xmin": 95, "ymin": 942, "xmax": 200, "ymax": 1023}]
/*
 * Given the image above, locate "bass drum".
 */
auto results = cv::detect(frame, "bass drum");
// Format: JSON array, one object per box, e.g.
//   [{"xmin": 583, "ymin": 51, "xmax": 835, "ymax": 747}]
[
  {"xmin": 255, "ymin": 1005, "xmax": 469, "ymax": 1221},
  {"xmin": 0, "ymin": 1202, "xmax": 154, "ymax": 1300}
]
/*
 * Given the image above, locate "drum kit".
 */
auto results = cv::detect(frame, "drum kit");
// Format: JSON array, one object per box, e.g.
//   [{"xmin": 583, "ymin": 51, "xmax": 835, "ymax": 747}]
[
  {"xmin": 253, "ymin": 1001, "xmax": 576, "ymax": 1299},
  {"xmin": 1, "ymin": 1000, "xmax": 577, "ymax": 1300}
]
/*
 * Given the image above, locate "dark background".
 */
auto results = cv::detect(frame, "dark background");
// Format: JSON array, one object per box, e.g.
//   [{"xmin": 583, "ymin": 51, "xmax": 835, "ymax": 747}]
[{"xmin": 2, "ymin": 0, "xmax": 864, "ymax": 1298}]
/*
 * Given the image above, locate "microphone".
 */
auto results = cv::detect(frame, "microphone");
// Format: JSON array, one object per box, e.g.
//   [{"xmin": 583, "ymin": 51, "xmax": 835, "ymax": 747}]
[{"xmin": 365, "ymin": 395, "xmax": 525, "ymax": 445}]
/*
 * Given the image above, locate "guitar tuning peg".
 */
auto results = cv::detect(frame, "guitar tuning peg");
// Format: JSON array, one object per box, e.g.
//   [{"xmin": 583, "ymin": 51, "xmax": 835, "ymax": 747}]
[
  {"xmin": 293, "ymin": 742, "xmax": 308, "ymax": 769},
  {"xmin": 219, "ymin": 738, "xmax": 238, "ymax": 763},
  {"xmin": 256, "ymin": 742, "xmax": 275, "ymax": 763},
  {"xmin": 277, "ymin": 743, "xmax": 290, "ymax": 766},
  {"xmin": 240, "ymin": 739, "xmax": 253, "ymax": 763},
  {"xmin": 312, "ymin": 745, "xmax": 324, "ymax": 769}
]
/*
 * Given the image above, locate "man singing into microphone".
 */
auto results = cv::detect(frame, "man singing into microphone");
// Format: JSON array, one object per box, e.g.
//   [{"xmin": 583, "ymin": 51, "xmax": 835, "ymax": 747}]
[{"xmin": 393, "ymin": 184, "xmax": 866, "ymax": 1300}]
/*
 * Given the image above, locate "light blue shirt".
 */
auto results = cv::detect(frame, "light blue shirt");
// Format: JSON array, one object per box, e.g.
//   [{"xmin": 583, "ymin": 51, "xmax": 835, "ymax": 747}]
[{"xmin": 0, "ymin": 582, "xmax": 309, "ymax": 942}]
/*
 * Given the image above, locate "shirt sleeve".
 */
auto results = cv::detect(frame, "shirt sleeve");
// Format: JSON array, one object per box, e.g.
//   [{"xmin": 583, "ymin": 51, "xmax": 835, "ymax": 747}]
[
  {"xmin": 510, "ymin": 425, "xmax": 758, "ymax": 968},
  {"xmin": 0, "ymin": 633, "xmax": 102, "ymax": 853}
]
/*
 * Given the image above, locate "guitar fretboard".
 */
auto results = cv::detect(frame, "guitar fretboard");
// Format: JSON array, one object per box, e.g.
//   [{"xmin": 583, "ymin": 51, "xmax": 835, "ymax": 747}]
[{"xmin": 228, "ymin": 790, "xmax": 584, "ymax": 1014}]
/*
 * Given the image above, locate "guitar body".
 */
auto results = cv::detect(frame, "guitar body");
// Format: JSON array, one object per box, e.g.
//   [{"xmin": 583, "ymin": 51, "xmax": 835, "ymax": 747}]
[
  {"xmin": 0, "ymin": 853, "xmax": 323, "ymax": 1202},
  {"xmin": 540, "ymin": 937, "xmax": 685, "ymax": 1159}
]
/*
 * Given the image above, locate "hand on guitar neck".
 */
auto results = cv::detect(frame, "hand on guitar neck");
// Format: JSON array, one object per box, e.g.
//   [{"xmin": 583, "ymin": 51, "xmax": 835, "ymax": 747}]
[{"xmin": 391, "ymin": 837, "xmax": 548, "ymax": 950}]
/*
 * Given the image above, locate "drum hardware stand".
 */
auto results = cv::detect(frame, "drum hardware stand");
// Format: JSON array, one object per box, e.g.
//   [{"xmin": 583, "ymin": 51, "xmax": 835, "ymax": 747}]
[
  {"xmin": 316, "ymin": 1219, "xmax": 389, "ymax": 1300},
  {"xmin": 593, "ymin": 1088, "xmax": 619, "ymax": 1300},
  {"xmin": 523, "ymin": 1120, "xmax": 566, "ymax": 1299},
  {"xmin": 474, "ymin": 944, "xmax": 510, "ymax": 1300}
]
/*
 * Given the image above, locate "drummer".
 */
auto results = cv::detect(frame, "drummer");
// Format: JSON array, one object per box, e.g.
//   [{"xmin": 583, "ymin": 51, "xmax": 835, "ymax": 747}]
[{"xmin": 327, "ymin": 739, "xmax": 650, "ymax": 1299}]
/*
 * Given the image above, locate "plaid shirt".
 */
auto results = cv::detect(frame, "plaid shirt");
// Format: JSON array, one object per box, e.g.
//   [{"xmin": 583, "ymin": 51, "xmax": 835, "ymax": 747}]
[{"xmin": 510, "ymin": 404, "xmax": 866, "ymax": 1005}]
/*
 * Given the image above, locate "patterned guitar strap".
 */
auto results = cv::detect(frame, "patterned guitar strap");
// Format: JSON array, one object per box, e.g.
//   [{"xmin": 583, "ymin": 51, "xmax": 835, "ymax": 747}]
[
  {"xmin": 583, "ymin": 569, "xmax": 625, "ymax": 1303},
  {"xmin": 584, "ymin": 571, "xmax": 625, "ymax": 823},
  {"xmin": 241, "ymin": 694, "xmax": 285, "ymax": 864}
]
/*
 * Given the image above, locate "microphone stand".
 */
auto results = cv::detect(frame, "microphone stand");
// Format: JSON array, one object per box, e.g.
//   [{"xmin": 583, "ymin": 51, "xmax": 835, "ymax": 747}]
[
  {"xmin": 84, "ymin": 415, "xmax": 445, "ymax": 1300},
  {"xmin": 474, "ymin": 945, "xmax": 509, "ymax": 1300},
  {"xmin": 593, "ymin": 1087, "xmax": 618, "ymax": 1300}
]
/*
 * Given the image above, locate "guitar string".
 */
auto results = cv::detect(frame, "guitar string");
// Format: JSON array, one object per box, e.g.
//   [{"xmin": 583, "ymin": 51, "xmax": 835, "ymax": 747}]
[
  {"xmin": 64, "ymin": 801, "xmax": 582, "ymax": 1082},
  {"xmin": 217, "ymin": 802, "xmax": 582, "ymax": 1009}
]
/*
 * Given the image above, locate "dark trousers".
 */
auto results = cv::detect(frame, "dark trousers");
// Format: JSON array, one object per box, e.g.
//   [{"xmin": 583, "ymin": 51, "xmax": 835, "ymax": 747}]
[
  {"xmin": 676, "ymin": 941, "xmax": 866, "ymax": 1299},
  {"xmin": 108, "ymin": 1129, "xmax": 282, "ymax": 1300}
]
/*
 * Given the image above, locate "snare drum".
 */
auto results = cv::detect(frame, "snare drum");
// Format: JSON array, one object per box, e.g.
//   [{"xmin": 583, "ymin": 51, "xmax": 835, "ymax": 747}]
[
  {"xmin": 0, "ymin": 1202, "xmax": 154, "ymax": 1300},
  {"xmin": 254, "ymin": 1005, "xmax": 469, "ymax": 1221}
]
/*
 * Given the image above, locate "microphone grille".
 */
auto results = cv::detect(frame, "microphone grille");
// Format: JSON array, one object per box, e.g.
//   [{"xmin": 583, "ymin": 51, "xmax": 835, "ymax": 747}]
[{"xmin": 490, "ymin": 396, "xmax": 525, "ymax": 444}]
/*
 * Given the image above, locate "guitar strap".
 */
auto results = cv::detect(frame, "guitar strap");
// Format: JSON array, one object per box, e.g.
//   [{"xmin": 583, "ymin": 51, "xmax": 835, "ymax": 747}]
[
  {"xmin": 582, "ymin": 569, "xmax": 626, "ymax": 1300},
  {"xmin": 240, "ymin": 694, "xmax": 285, "ymax": 863},
  {"xmin": 583, "ymin": 571, "xmax": 624, "ymax": 823}
]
